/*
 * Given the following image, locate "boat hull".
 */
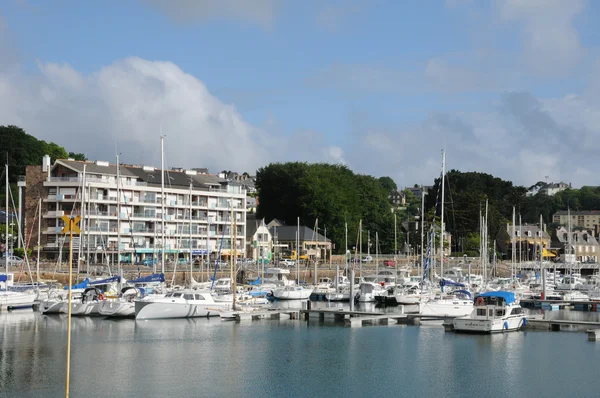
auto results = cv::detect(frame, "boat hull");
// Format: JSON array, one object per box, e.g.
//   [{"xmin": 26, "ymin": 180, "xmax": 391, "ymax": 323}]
[
  {"xmin": 99, "ymin": 301, "xmax": 135, "ymax": 318},
  {"xmin": 135, "ymin": 301, "xmax": 224, "ymax": 320},
  {"xmin": 419, "ymin": 301, "xmax": 473, "ymax": 317},
  {"xmin": 452, "ymin": 315, "xmax": 526, "ymax": 333},
  {"xmin": 272, "ymin": 289, "xmax": 313, "ymax": 300},
  {"xmin": 64, "ymin": 301, "xmax": 102, "ymax": 316},
  {"xmin": 0, "ymin": 292, "xmax": 37, "ymax": 308},
  {"xmin": 40, "ymin": 299, "xmax": 64, "ymax": 314}
]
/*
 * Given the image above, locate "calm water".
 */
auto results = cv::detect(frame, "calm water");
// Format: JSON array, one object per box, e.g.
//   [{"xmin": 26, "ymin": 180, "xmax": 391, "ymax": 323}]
[{"xmin": 1, "ymin": 309, "xmax": 600, "ymax": 398}]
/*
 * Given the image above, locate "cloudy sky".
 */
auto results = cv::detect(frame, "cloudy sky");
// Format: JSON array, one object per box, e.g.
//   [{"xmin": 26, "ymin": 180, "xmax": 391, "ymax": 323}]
[{"xmin": 1, "ymin": 0, "xmax": 599, "ymax": 188}]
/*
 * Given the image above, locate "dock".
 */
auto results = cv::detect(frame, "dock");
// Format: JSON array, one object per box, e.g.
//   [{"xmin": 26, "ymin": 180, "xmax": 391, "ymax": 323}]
[
  {"xmin": 230, "ymin": 309, "xmax": 302, "ymax": 322},
  {"xmin": 525, "ymin": 318, "xmax": 600, "ymax": 332},
  {"xmin": 300, "ymin": 308, "xmax": 455, "ymax": 327}
]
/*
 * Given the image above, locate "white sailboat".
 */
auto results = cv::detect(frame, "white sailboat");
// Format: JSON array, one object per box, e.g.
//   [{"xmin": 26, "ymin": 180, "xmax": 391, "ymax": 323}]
[
  {"xmin": 98, "ymin": 286, "xmax": 140, "ymax": 317},
  {"xmin": 419, "ymin": 151, "xmax": 473, "ymax": 317},
  {"xmin": 135, "ymin": 289, "xmax": 229, "ymax": 319},
  {"xmin": 272, "ymin": 217, "xmax": 313, "ymax": 300}
]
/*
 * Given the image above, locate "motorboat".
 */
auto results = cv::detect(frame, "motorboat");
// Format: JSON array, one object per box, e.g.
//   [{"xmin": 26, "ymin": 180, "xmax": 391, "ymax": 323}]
[
  {"xmin": 135, "ymin": 289, "xmax": 229, "ymax": 320},
  {"xmin": 356, "ymin": 282, "xmax": 384, "ymax": 303},
  {"xmin": 452, "ymin": 291, "xmax": 526, "ymax": 333},
  {"xmin": 272, "ymin": 285, "xmax": 313, "ymax": 300},
  {"xmin": 98, "ymin": 287, "xmax": 141, "ymax": 318},
  {"xmin": 577, "ymin": 275, "xmax": 600, "ymax": 291},
  {"xmin": 556, "ymin": 274, "xmax": 584, "ymax": 290}
]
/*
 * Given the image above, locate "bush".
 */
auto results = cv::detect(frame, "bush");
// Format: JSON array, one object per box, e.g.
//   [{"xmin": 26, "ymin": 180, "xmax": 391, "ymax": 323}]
[{"xmin": 13, "ymin": 248, "xmax": 33, "ymax": 258}]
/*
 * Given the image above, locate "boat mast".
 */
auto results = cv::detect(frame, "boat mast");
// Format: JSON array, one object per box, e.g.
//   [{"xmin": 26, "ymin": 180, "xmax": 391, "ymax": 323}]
[
  {"xmin": 36, "ymin": 198, "xmax": 41, "ymax": 283},
  {"xmin": 440, "ymin": 150, "xmax": 446, "ymax": 280},
  {"xmin": 512, "ymin": 207, "xmax": 516, "ymax": 282},
  {"xmin": 229, "ymin": 199, "xmax": 234, "ymax": 291},
  {"xmin": 189, "ymin": 181, "xmax": 193, "ymax": 281},
  {"xmin": 394, "ymin": 212, "xmax": 397, "ymax": 277},
  {"xmin": 116, "ymin": 155, "xmax": 121, "ymax": 275},
  {"xmin": 376, "ymin": 231, "xmax": 379, "ymax": 275},
  {"xmin": 484, "ymin": 198, "xmax": 488, "ymax": 283},
  {"xmin": 5, "ymin": 163, "xmax": 9, "ymax": 273},
  {"xmin": 359, "ymin": 219, "xmax": 362, "ymax": 278},
  {"xmin": 420, "ymin": 187, "xmax": 425, "ymax": 285},
  {"xmin": 296, "ymin": 216, "xmax": 300, "ymax": 285},
  {"xmin": 233, "ymin": 204, "xmax": 237, "ymax": 310},
  {"xmin": 160, "ymin": 135, "xmax": 165, "ymax": 282}
]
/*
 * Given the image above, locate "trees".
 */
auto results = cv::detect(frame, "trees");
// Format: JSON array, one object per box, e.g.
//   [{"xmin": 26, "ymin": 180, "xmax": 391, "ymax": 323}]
[
  {"xmin": 0, "ymin": 125, "xmax": 83, "ymax": 204},
  {"xmin": 256, "ymin": 163, "xmax": 396, "ymax": 253}
]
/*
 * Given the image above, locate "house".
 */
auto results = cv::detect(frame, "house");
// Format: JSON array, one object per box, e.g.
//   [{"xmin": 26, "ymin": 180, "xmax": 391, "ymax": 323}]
[
  {"xmin": 245, "ymin": 215, "xmax": 272, "ymax": 262},
  {"xmin": 552, "ymin": 227, "xmax": 599, "ymax": 263},
  {"xmin": 269, "ymin": 224, "xmax": 332, "ymax": 260},
  {"xmin": 389, "ymin": 190, "xmax": 406, "ymax": 207},
  {"xmin": 408, "ymin": 185, "xmax": 431, "ymax": 199},
  {"xmin": 552, "ymin": 210, "xmax": 600, "ymax": 230},
  {"xmin": 540, "ymin": 182, "xmax": 570, "ymax": 196},
  {"xmin": 496, "ymin": 224, "xmax": 551, "ymax": 261},
  {"xmin": 267, "ymin": 218, "xmax": 286, "ymax": 229}
]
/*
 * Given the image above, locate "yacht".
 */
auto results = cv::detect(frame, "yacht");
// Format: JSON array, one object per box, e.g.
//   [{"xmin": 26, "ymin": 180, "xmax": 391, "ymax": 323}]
[
  {"xmin": 272, "ymin": 285, "xmax": 313, "ymax": 300},
  {"xmin": 98, "ymin": 287, "xmax": 141, "ymax": 318},
  {"xmin": 356, "ymin": 281, "xmax": 384, "ymax": 303},
  {"xmin": 452, "ymin": 291, "xmax": 526, "ymax": 333},
  {"xmin": 135, "ymin": 289, "xmax": 229, "ymax": 320}
]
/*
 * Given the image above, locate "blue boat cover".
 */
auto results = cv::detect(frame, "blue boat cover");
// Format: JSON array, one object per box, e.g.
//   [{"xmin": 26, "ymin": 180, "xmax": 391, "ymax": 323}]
[
  {"xmin": 0, "ymin": 275, "xmax": 7, "ymax": 282},
  {"xmin": 247, "ymin": 277, "xmax": 261, "ymax": 286},
  {"xmin": 64, "ymin": 278, "xmax": 89, "ymax": 290},
  {"xmin": 128, "ymin": 273, "xmax": 165, "ymax": 284},
  {"xmin": 439, "ymin": 278, "xmax": 466, "ymax": 288},
  {"xmin": 90, "ymin": 276, "xmax": 121, "ymax": 285},
  {"xmin": 477, "ymin": 290, "xmax": 516, "ymax": 304}
]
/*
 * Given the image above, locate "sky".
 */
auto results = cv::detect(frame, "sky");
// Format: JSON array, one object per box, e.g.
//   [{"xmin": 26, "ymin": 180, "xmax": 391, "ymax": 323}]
[{"xmin": 1, "ymin": 0, "xmax": 600, "ymax": 189}]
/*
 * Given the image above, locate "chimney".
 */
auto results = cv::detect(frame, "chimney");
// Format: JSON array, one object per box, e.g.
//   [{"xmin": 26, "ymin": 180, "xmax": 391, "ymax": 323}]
[{"xmin": 42, "ymin": 154, "xmax": 51, "ymax": 177}]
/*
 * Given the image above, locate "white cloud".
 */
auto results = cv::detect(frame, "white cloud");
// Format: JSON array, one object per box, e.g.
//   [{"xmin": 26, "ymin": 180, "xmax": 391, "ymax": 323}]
[
  {"xmin": 495, "ymin": 0, "xmax": 585, "ymax": 75},
  {"xmin": 343, "ymin": 87, "xmax": 600, "ymax": 188},
  {"xmin": 139, "ymin": 0, "xmax": 280, "ymax": 29},
  {"xmin": 0, "ymin": 57, "xmax": 345, "ymax": 174}
]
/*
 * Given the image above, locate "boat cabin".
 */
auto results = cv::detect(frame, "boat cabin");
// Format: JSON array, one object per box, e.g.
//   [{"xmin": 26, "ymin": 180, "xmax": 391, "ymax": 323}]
[
  {"xmin": 473, "ymin": 291, "xmax": 523, "ymax": 318},
  {"xmin": 164, "ymin": 291, "xmax": 210, "ymax": 301}
]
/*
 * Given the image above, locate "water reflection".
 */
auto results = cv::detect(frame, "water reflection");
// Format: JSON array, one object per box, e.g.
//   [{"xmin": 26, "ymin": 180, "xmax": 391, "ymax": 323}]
[{"xmin": 2, "ymin": 309, "xmax": 600, "ymax": 397}]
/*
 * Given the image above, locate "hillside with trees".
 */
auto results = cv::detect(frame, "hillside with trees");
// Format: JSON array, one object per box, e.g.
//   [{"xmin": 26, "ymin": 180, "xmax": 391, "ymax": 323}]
[
  {"xmin": 256, "ymin": 162, "xmax": 397, "ymax": 254},
  {"xmin": 0, "ymin": 125, "xmax": 85, "ymax": 205}
]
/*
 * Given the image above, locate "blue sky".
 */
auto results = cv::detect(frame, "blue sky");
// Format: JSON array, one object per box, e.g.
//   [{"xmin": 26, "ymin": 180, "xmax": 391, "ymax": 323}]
[{"xmin": 1, "ymin": 0, "xmax": 600, "ymax": 188}]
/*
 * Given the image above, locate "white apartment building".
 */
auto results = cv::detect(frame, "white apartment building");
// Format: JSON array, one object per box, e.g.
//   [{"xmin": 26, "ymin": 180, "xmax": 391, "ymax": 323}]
[{"xmin": 34, "ymin": 157, "xmax": 246, "ymax": 265}]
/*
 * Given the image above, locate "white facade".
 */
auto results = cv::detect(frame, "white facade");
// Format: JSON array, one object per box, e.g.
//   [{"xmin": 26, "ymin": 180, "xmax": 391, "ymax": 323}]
[
  {"xmin": 248, "ymin": 219, "xmax": 272, "ymax": 262},
  {"xmin": 41, "ymin": 160, "xmax": 246, "ymax": 264}
]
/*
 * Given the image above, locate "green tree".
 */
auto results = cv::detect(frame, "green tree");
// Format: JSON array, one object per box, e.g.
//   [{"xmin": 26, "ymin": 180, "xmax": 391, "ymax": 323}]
[
  {"xmin": 68, "ymin": 152, "xmax": 87, "ymax": 161},
  {"xmin": 256, "ymin": 163, "xmax": 395, "ymax": 253},
  {"xmin": 378, "ymin": 176, "xmax": 397, "ymax": 195}
]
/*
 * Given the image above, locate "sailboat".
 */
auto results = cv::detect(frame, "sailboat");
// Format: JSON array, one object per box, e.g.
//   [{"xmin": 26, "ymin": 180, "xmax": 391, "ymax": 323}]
[
  {"xmin": 418, "ymin": 151, "xmax": 473, "ymax": 317},
  {"xmin": 272, "ymin": 217, "xmax": 313, "ymax": 300}
]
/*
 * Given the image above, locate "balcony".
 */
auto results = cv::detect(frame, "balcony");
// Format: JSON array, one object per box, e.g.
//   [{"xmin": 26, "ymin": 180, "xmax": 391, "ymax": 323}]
[{"xmin": 44, "ymin": 210, "xmax": 65, "ymax": 218}]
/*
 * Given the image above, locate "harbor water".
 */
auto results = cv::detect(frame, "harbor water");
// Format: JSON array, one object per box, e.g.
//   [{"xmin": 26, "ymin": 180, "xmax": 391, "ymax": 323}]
[{"xmin": 2, "ymin": 305, "xmax": 600, "ymax": 398}]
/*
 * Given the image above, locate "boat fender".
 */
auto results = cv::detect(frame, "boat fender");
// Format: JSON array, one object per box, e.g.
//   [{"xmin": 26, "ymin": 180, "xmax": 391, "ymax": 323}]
[
  {"xmin": 475, "ymin": 297, "xmax": 484, "ymax": 306},
  {"xmin": 503, "ymin": 321, "xmax": 509, "ymax": 330},
  {"xmin": 98, "ymin": 293, "xmax": 105, "ymax": 301}
]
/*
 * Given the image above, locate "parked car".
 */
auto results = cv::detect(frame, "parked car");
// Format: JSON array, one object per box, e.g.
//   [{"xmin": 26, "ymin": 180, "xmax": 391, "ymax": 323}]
[
  {"xmin": 177, "ymin": 258, "xmax": 189, "ymax": 265},
  {"xmin": 362, "ymin": 256, "xmax": 373, "ymax": 263},
  {"xmin": 143, "ymin": 258, "xmax": 157, "ymax": 267},
  {"xmin": 0, "ymin": 255, "xmax": 23, "ymax": 267},
  {"xmin": 280, "ymin": 259, "xmax": 295, "ymax": 267},
  {"xmin": 383, "ymin": 259, "xmax": 396, "ymax": 267}
]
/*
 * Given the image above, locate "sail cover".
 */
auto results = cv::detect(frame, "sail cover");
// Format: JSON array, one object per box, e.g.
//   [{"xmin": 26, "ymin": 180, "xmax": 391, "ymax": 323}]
[{"xmin": 128, "ymin": 273, "xmax": 165, "ymax": 284}]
